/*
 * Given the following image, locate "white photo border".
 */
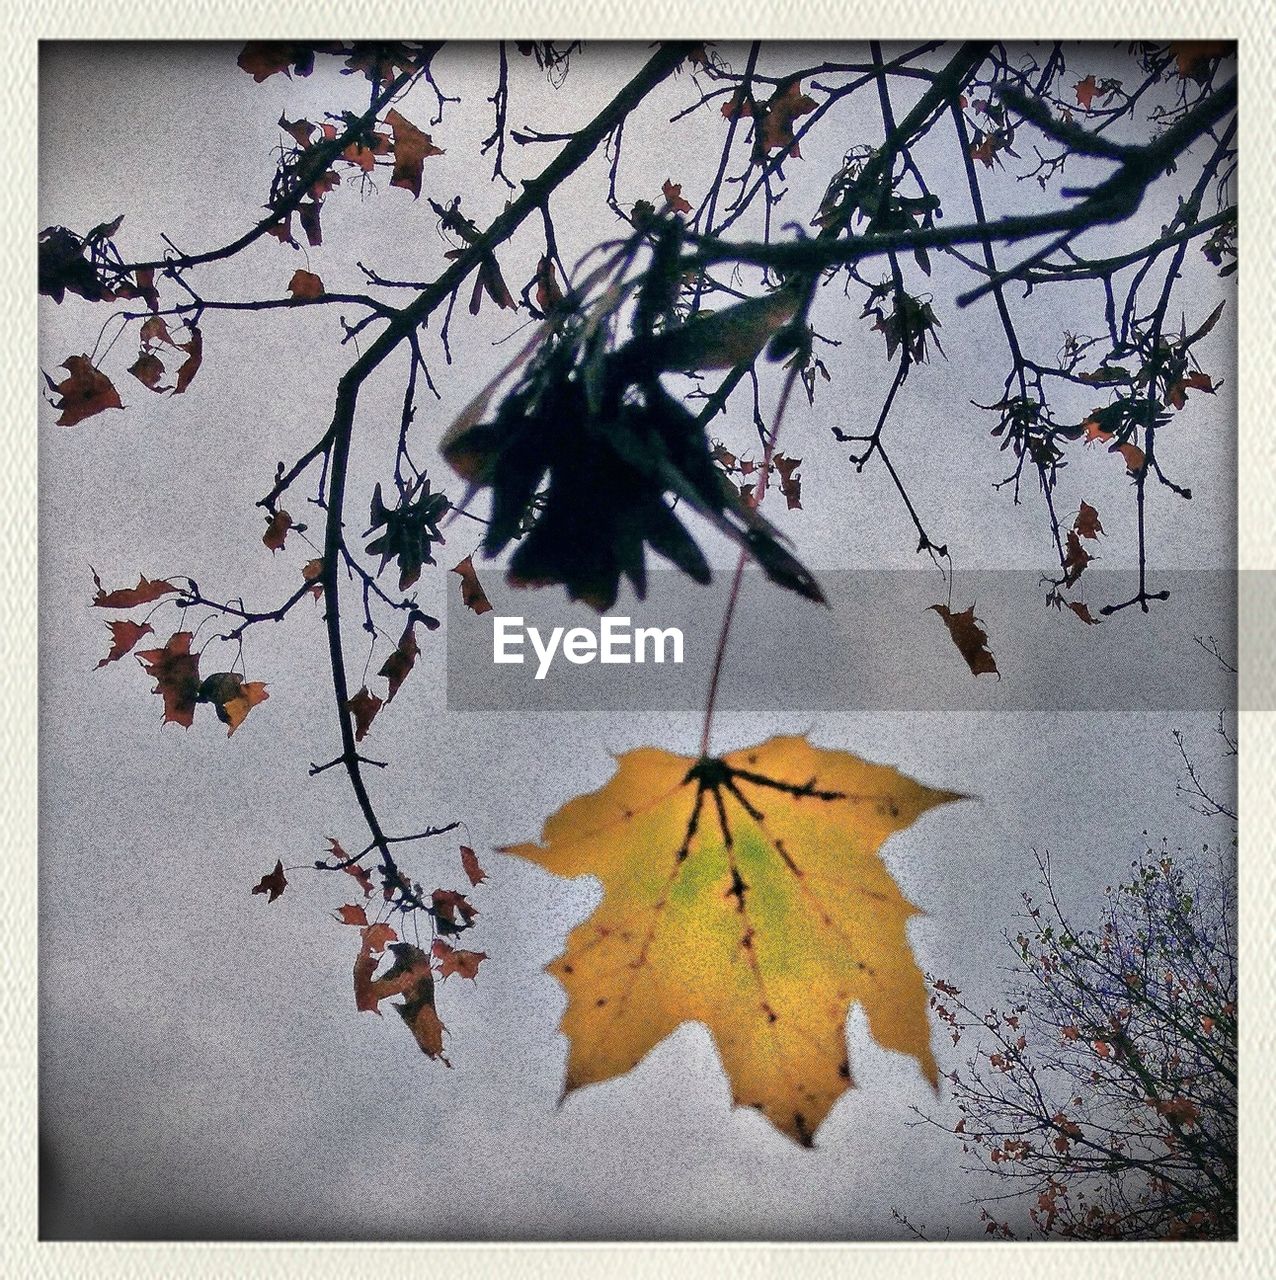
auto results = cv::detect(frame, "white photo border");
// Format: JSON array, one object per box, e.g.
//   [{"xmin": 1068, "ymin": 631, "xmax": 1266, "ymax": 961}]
[{"xmin": 6, "ymin": 6, "xmax": 1270, "ymax": 1276}]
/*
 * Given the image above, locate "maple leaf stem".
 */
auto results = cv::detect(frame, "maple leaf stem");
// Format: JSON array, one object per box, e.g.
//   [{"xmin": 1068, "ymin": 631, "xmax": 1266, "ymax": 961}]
[{"xmin": 699, "ymin": 359, "xmax": 805, "ymax": 757}]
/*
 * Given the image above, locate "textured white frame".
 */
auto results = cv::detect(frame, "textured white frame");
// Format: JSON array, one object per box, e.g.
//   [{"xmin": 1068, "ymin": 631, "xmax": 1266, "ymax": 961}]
[{"xmin": 5, "ymin": 6, "xmax": 1270, "ymax": 1276}]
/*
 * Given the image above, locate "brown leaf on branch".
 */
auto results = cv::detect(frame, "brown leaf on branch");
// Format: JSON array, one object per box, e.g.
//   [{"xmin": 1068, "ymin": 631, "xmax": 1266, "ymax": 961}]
[
  {"xmin": 341, "ymin": 132, "xmax": 391, "ymax": 173},
  {"xmin": 533, "ymin": 255, "xmax": 565, "ymax": 315},
  {"xmin": 334, "ymin": 904, "xmax": 370, "ymax": 926},
  {"xmin": 346, "ymin": 865, "xmax": 375, "ymax": 896},
  {"xmin": 758, "ymin": 81, "xmax": 817, "ymax": 156},
  {"xmin": 473, "ymin": 256, "xmax": 516, "ymax": 314},
  {"xmin": 136, "ymin": 631, "xmax": 201, "ymax": 726},
  {"xmin": 266, "ymin": 214, "xmax": 298, "ymax": 247},
  {"xmin": 930, "ymin": 604, "xmax": 999, "ymax": 677},
  {"xmin": 1113, "ymin": 441, "xmax": 1145, "ymax": 474},
  {"xmin": 662, "ymin": 178, "xmax": 692, "ymax": 215},
  {"xmin": 173, "ymin": 326, "xmax": 203, "ymax": 395},
  {"xmin": 197, "ymin": 671, "xmax": 269, "ymax": 736},
  {"xmin": 969, "ymin": 135, "xmax": 997, "ymax": 169},
  {"xmin": 1068, "ymin": 601, "xmax": 1100, "ymax": 625},
  {"xmin": 384, "ymin": 108, "xmax": 444, "ymax": 199},
  {"xmin": 1169, "ymin": 41, "xmax": 1233, "ymax": 80},
  {"xmin": 237, "ymin": 43, "xmax": 315, "ymax": 82},
  {"xmin": 431, "ymin": 888, "xmax": 478, "ymax": 934},
  {"xmin": 278, "ymin": 114, "xmax": 315, "ymax": 149},
  {"xmin": 139, "ymin": 316, "xmax": 175, "ymax": 349},
  {"xmin": 354, "ymin": 939, "xmax": 449, "ymax": 1061},
  {"xmin": 721, "ymin": 87, "xmax": 754, "ymax": 121},
  {"xmin": 127, "ymin": 266, "xmax": 160, "ymax": 312},
  {"xmin": 431, "ymin": 938, "xmax": 488, "ymax": 981},
  {"xmin": 96, "ymin": 619, "xmax": 154, "ymax": 668},
  {"xmin": 39, "ymin": 226, "xmax": 109, "ymax": 304},
  {"xmin": 346, "ymin": 686, "xmax": 383, "ymax": 741},
  {"xmin": 327, "ymin": 837, "xmax": 375, "ymax": 897},
  {"xmin": 302, "ymin": 558, "xmax": 325, "ymax": 599},
  {"xmin": 1074, "ymin": 75, "xmax": 1098, "ymax": 110},
  {"xmin": 460, "ymin": 845, "xmax": 487, "ymax": 887},
  {"xmin": 287, "ymin": 269, "xmax": 324, "ymax": 300},
  {"xmin": 298, "ymin": 200, "xmax": 323, "ymax": 247},
  {"xmin": 773, "ymin": 453, "xmax": 803, "ymax": 510},
  {"xmin": 128, "ymin": 351, "xmax": 168, "ymax": 391},
  {"xmin": 1074, "ymin": 501, "xmax": 1104, "ymax": 540},
  {"xmin": 378, "ymin": 619, "xmax": 420, "ymax": 703},
  {"xmin": 353, "ymin": 921, "xmax": 399, "ymax": 1012},
  {"xmin": 390, "ymin": 945, "xmax": 449, "ymax": 1061},
  {"xmin": 46, "ymin": 356, "xmax": 123, "ymax": 427},
  {"xmin": 451, "ymin": 556, "xmax": 493, "ymax": 614},
  {"xmin": 263, "ymin": 509, "xmax": 293, "ymax": 552},
  {"xmin": 252, "ymin": 859, "xmax": 288, "ymax": 901},
  {"xmin": 1168, "ymin": 370, "xmax": 1215, "ymax": 410},
  {"xmin": 92, "ymin": 571, "xmax": 178, "ymax": 609},
  {"xmin": 1063, "ymin": 531, "xmax": 1091, "ymax": 586}
]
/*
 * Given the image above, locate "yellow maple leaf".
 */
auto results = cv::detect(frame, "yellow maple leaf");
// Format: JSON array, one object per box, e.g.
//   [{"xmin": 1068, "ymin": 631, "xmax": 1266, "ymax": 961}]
[{"xmin": 502, "ymin": 734, "xmax": 963, "ymax": 1146}]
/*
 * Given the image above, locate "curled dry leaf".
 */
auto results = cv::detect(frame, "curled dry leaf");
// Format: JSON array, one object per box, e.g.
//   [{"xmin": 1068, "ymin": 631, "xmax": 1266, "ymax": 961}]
[
  {"xmin": 378, "ymin": 619, "xmax": 420, "ymax": 703},
  {"xmin": 354, "ymin": 922, "xmax": 400, "ymax": 1012},
  {"xmin": 237, "ymin": 42, "xmax": 315, "ymax": 82},
  {"xmin": 1068, "ymin": 601, "xmax": 1101, "ymax": 625},
  {"xmin": 757, "ymin": 81, "xmax": 818, "ymax": 156},
  {"xmin": 969, "ymin": 135, "xmax": 997, "ymax": 169},
  {"xmin": 451, "ymin": 556, "xmax": 493, "ymax": 615},
  {"xmin": 334, "ymin": 903, "xmax": 369, "ymax": 926},
  {"xmin": 460, "ymin": 845, "xmax": 487, "ymax": 887},
  {"xmin": 298, "ymin": 200, "xmax": 323, "ymax": 247},
  {"xmin": 326, "ymin": 837, "xmax": 375, "ymax": 897},
  {"xmin": 1063, "ymin": 531, "xmax": 1091, "ymax": 586},
  {"xmin": 47, "ymin": 356, "xmax": 123, "ymax": 427},
  {"xmin": 278, "ymin": 113, "xmax": 314, "ymax": 148},
  {"xmin": 431, "ymin": 888, "xmax": 478, "ymax": 935},
  {"xmin": 197, "ymin": 671, "xmax": 269, "ymax": 736},
  {"xmin": 346, "ymin": 686, "xmax": 383, "ymax": 742},
  {"xmin": 263, "ymin": 509, "xmax": 293, "ymax": 552},
  {"xmin": 302, "ymin": 558, "xmax": 325, "ymax": 599},
  {"xmin": 773, "ymin": 453, "xmax": 802, "ymax": 510},
  {"xmin": 662, "ymin": 178, "xmax": 692, "ymax": 215},
  {"xmin": 384, "ymin": 107, "xmax": 444, "ymax": 199},
  {"xmin": 92, "ymin": 571, "xmax": 178, "ymax": 609},
  {"xmin": 533, "ymin": 255, "xmax": 564, "ymax": 315},
  {"xmin": 1074, "ymin": 501, "xmax": 1104, "ymax": 540},
  {"xmin": 1113, "ymin": 441, "xmax": 1145, "ymax": 475},
  {"xmin": 355, "ymin": 939, "xmax": 448, "ymax": 1062},
  {"xmin": 432, "ymin": 939, "xmax": 488, "ymax": 982},
  {"xmin": 128, "ymin": 351, "xmax": 168, "ymax": 391},
  {"xmin": 172, "ymin": 326, "xmax": 203, "ymax": 395},
  {"xmin": 136, "ymin": 631, "xmax": 201, "ymax": 726},
  {"xmin": 96, "ymin": 619, "xmax": 154, "ymax": 668},
  {"xmin": 929, "ymin": 603, "xmax": 999, "ymax": 678},
  {"xmin": 287, "ymin": 269, "xmax": 324, "ymax": 300},
  {"xmin": 252, "ymin": 859, "xmax": 288, "ymax": 902},
  {"xmin": 502, "ymin": 735, "xmax": 963, "ymax": 1145},
  {"xmin": 1170, "ymin": 41, "xmax": 1233, "ymax": 79},
  {"xmin": 1168, "ymin": 370, "xmax": 1215, "ymax": 410}
]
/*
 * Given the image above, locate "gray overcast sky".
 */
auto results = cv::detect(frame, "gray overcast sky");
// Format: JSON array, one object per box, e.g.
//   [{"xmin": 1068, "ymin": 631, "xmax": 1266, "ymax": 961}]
[{"xmin": 39, "ymin": 41, "xmax": 1236, "ymax": 1241}]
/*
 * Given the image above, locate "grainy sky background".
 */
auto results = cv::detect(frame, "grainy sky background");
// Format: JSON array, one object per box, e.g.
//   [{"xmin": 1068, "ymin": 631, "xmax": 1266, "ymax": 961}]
[{"xmin": 39, "ymin": 41, "xmax": 1236, "ymax": 1241}]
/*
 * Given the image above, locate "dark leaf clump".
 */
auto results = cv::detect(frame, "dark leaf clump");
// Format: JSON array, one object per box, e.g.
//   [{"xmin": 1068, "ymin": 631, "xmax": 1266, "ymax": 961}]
[
  {"xmin": 365, "ymin": 479, "xmax": 450, "ymax": 590},
  {"xmin": 444, "ymin": 316, "xmax": 823, "ymax": 612}
]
